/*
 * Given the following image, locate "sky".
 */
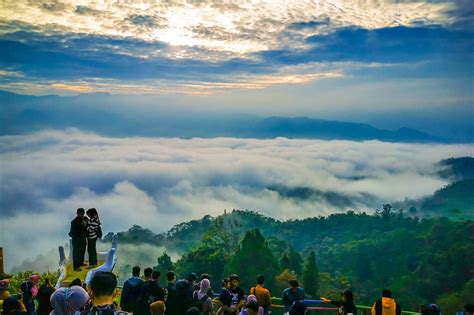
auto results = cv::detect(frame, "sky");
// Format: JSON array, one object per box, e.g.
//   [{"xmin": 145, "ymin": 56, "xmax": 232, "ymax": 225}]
[
  {"xmin": 0, "ymin": 0, "xmax": 472, "ymax": 118},
  {"xmin": 1, "ymin": 1, "xmax": 474, "ymax": 270}
]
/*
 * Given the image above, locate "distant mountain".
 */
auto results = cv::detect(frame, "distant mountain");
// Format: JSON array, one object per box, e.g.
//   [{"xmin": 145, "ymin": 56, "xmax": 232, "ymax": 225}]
[
  {"xmin": 437, "ymin": 156, "xmax": 474, "ymax": 181},
  {"xmin": 0, "ymin": 90, "xmax": 448, "ymax": 142},
  {"xmin": 395, "ymin": 157, "xmax": 474, "ymax": 220}
]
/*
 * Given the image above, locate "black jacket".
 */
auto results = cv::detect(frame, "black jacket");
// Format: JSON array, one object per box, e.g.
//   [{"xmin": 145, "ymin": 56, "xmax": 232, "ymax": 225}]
[{"xmin": 69, "ymin": 216, "xmax": 87, "ymax": 240}]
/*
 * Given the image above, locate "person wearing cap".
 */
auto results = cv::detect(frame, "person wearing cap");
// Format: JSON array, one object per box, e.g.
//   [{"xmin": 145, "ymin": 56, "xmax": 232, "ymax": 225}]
[
  {"xmin": 321, "ymin": 290, "xmax": 357, "ymax": 315},
  {"xmin": 50, "ymin": 285, "xmax": 90, "ymax": 315}
]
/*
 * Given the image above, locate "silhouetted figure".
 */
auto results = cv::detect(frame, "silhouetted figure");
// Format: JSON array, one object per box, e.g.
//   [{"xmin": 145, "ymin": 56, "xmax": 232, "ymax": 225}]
[
  {"xmin": 86, "ymin": 208, "xmax": 102, "ymax": 268},
  {"xmin": 165, "ymin": 271, "xmax": 177, "ymax": 315},
  {"xmin": 69, "ymin": 208, "xmax": 88, "ymax": 271},
  {"xmin": 173, "ymin": 274, "xmax": 196, "ymax": 315},
  {"xmin": 137, "ymin": 270, "xmax": 165, "ymax": 315},
  {"xmin": 36, "ymin": 278, "xmax": 55, "ymax": 315},
  {"xmin": 121, "ymin": 266, "xmax": 143, "ymax": 313}
]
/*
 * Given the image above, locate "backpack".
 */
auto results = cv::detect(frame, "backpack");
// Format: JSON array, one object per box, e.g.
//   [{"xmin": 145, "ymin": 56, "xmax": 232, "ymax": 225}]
[
  {"xmin": 375, "ymin": 299, "xmax": 401, "ymax": 315},
  {"xmin": 192, "ymin": 291, "xmax": 210, "ymax": 312}
]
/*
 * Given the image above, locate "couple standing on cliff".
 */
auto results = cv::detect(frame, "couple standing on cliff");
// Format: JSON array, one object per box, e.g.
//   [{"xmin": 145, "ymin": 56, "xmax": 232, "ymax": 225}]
[{"xmin": 69, "ymin": 208, "xmax": 102, "ymax": 271}]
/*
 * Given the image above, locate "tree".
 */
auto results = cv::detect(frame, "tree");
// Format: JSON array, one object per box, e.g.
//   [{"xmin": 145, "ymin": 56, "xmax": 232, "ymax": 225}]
[
  {"xmin": 302, "ymin": 251, "xmax": 319, "ymax": 297},
  {"xmin": 280, "ymin": 253, "xmax": 292, "ymax": 272},
  {"xmin": 157, "ymin": 252, "xmax": 173, "ymax": 273},
  {"xmin": 275, "ymin": 269, "xmax": 298, "ymax": 293},
  {"xmin": 227, "ymin": 229, "xmax": 279, "ymax": 291},
  {"xmin": 288, "ymin": 249, "xmax": 304, "ymax": 276}
]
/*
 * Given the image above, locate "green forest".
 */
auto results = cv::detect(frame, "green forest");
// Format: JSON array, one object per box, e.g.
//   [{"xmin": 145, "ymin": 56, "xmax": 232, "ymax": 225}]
[{"xmin": 105, "ymin": 208, "xmax": 473, "ymax": 314}]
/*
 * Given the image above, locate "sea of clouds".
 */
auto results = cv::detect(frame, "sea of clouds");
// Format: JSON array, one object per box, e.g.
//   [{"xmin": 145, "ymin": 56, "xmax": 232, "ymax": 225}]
[{"xmin": 1, "ymin": 129, "xmax": 473, "ymax": 271}]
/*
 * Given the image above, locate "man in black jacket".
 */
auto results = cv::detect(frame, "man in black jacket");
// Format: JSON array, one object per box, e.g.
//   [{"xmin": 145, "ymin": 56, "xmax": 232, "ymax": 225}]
[{"xmin": 69, "ymin": 208, "xmax": 88, "ymax": 271}]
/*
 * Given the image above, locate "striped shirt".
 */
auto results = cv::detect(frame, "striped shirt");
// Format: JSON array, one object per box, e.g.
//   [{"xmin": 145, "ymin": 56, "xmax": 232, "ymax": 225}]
[{"xmin": 87, "ymin": 216, "xmax": 101, "ymax": 239}]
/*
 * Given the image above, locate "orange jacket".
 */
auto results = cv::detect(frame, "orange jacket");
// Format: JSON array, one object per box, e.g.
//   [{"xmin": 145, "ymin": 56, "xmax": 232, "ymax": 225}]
[{"xmin": 371, "ymin": 297, "xmax": 401, "ymax": 315}]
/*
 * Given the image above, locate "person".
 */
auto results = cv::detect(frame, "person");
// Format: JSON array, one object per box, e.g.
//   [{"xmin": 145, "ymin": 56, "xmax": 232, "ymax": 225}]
[
  {"xmin": 164, "ymin": 271, "xmax": 177, "ymax": 315},
  {"xmin": 192, "ymin": 279, "xmax": 213, "ymax": 315},
  {"xmin": 50, "ymin": 286, "xmax": 90, "ymax": 315},
  {"xmin": 80, "ymin": 271, "xmax": 129, "ymax": 314},
  {"xmin": 69, "ymin": 208, "xmax": 88, "ymax": 271},
  {"xmin": 173, "ymin": 274, "xmax": 195, "ymax": 315},
  {"xmin": 241, "ymin": 301, "xmax": 260, "ymax": 315},
  {"xmin": 121, "ymin": 266, "xmax": 144, "ymax": 313},
  {"xmin": 250, "ymin": 276, "xmax": 271, "ymax": 315},
  {"xmin": 420, "ymin": 304, "xmax": 441, "ymax": 315},
  {"xmin": 0, "ymin": 279, "xmax": 11, "ymax": 301},
  {"xmin": 35, "ymin": 278, "xmax": 55, "ymax": 315},
  {"xmin": 69, "ymin": 278, "xmax": 83, "ymax": 288},
  {"xmin": 219, "ymin": 274, "xmax": 245, "ymax": 315},
  {"xmin": 198, "ymin": 274, "xmax": 214, "ymax": 298},
  {"xmin": 86, "ymin": 208, "xmax": 102, "ymax": 269},
  {"xmin": 151, "ymin": 301, "xmax": 166, "ymax": 315},
  {"xmin": 289, "ymin": 301, "xmax": 307, "ymax": 315},
  {"xmin": 371, "ymin": 289, "xmax": 401, "ymax": 315},
  {"xmin": 2, "ymin": 296, "xmax": 27, "ymax": 315},
  {"xmin": 137, "ymin": 270, "xmax": 165, "ymax": 315},
  {"xmin": 20, "ymin": 274, "xmax": 39, "ymax": 315},
  {"xmin": 321, "ymin": 290, "xmax": 357, "ymax": 315},
  {"xmin": 464, "ymin": 304, "xmax": 474, "ymax": 315},
  {"xmin": 282, "ymin": 280, "xmax": 305, "ymax": 313},
  {"xmin": 239, "ymin": 296, "xmax": 264, "ymax": 315}
]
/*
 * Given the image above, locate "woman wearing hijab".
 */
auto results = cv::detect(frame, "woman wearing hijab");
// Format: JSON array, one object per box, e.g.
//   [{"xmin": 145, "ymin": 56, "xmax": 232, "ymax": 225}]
[
  {"xmin": 50, "ymin": 286, "xmax": 90, "ymax": 315},
  {"xmin": 321, "ymin": 290, "xmax": 357, "ymax": 315},
  {"xmin": 192, "ymin": 278, "xmax": 213, "ymax": 315},
  {"xmin": 239, "ymin": 295, "xmax": 264, "ymax": 315}
]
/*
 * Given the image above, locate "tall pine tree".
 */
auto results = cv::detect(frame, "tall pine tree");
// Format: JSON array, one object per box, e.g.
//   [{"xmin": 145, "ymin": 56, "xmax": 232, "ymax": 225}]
[
  {"xmin": 302, "ymin": 250, "xmax": 319, "ymax": 297},
  {"xmin": 227, "ymin": 229, "xmax": 278, "ymax": 290}
]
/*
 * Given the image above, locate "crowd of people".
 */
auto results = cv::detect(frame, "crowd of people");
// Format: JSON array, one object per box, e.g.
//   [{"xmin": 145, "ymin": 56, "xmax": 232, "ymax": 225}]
[{"xmin": 1, "ymin": 265, "xmax": 474, "ymax": 315}]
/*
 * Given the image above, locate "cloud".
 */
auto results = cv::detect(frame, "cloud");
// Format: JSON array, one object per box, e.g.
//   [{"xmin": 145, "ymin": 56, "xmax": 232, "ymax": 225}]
[{"xmin": 1, "ymin": 129, "xmax": 473, "ymax": 270}]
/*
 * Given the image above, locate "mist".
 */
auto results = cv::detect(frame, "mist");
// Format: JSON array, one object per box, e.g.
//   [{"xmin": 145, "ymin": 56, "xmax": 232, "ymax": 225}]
[{"xmin": 1, "ymin": 129, "xmax": 473, "ymax": 271}]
